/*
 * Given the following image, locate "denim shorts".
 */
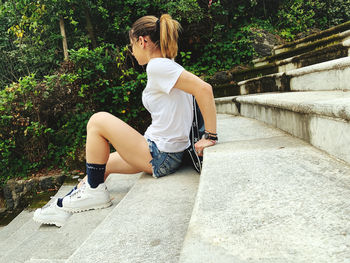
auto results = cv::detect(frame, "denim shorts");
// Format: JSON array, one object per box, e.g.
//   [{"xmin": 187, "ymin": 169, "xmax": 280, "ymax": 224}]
[{"xmin": 146, "ymin": 139, "xmax": 184, "ymax": 178}]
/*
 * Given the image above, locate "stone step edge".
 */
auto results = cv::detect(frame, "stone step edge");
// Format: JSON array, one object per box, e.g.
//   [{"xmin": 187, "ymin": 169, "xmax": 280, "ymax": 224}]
[
  {"xmin": 66, "ymin": 170, "xmax": 199, "ymax": 263},
  {"xmin": 65, "ymin": 173, "xmax": 145, "ymax": 261},
  {"xmin": 237, "ymin": 91, "xmax": 350, "ymax": 121},
  {"xmin": 254, "ymin": 29, "xmax": 350, "ymax": 64},
  {"xmin": 179, "ymin": 114, "xmax": 350, "ymax": 263},
  {"xmin": 215, "ymin": 90, "xmax": 350, "ymax": 121},
  {"xmin": 241, "ymin": 56, "xmax": 350, "ymax": 86},
  {"xmin": 273, "ymin": 21, "xmax": 350, "ymax": 54},
  {"xmin": 0, "ymin": 210, "xmax": 33, "ymax": 243},
  {"xmin": 239, "ymin": 93, "xmax": 350, "ymax": 165},
  {"xmin": 254, "ymin": 41, "xmax": 349, "ymax": 68},
  {"xmin": 237, "ymin": 56, "xmax": 350, "ymax": 94},
  {"xmin": 0, "ymin": 185, "xmax": 75, "ymax": 259},
  {"xmin": 1, "ymin": 174, "xmax": 141, "ymax": 262}
]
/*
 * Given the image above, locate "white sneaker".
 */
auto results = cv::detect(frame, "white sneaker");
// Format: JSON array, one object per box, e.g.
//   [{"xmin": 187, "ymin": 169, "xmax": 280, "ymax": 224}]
[
  {"xmin": 62, "ymin": 182, "xmax": 112, "ymax": 213},
  {"xmin": 33, "ymin": 199, "xmax": 71, "ymax": 227}
]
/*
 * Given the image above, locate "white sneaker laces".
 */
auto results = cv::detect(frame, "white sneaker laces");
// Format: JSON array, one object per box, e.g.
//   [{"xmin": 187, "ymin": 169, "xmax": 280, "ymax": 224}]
[
  {"xmin": 69, "ymin": 181, "xmax": 87, "ymax": 198},
  {"xmin": 42, "ymin": 196, "xmax": 58, "ymax": 209}
]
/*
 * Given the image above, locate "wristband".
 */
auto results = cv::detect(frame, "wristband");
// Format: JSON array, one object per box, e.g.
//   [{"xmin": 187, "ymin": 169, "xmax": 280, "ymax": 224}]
[
  {"xmin": 204, "ymin": 131, "xmax": 218, "ymax": 141},
  {"xmin": 205, "ymin": 130, "xmax": 217, "ymax": 136}
]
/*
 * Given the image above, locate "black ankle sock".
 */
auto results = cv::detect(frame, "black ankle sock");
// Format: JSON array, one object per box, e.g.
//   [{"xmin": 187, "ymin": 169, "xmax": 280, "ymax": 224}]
[
  {"xmin": 86, "ymin": 163, "xmax": 106, "ymax": 188},
  {"xmin": 57, "ymin": 185, "xmax": 77, "ymax": 207}
]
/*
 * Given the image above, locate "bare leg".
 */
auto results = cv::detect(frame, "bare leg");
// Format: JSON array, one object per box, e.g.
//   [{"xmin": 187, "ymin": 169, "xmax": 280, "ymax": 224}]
[
  {"xmin": 86, "ymin": 111, "xmax": 152, "ymax": 173},
  {"xmin": 77, "ymin": 151, "xmax": 142, "ymax": 187},
  {"xmin": 74, "ymin": 112, "xmax": 152, "ymax": 189}
]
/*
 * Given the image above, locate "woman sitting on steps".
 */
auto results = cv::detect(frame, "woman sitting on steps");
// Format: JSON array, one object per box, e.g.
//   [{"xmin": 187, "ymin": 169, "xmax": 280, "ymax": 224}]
[{"xmin": 33, "ymin": 14, "xmax": 218, "ymax": 227}]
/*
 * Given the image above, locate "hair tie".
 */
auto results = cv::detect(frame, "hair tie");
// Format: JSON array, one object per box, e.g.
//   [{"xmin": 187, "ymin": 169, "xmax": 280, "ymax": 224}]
[{"xmin": 156, "ymin": 19, "xmax": 160, "ymax": 32}]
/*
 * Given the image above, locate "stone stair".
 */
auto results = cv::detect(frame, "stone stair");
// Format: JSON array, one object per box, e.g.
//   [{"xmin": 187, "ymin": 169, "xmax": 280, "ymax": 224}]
[
  {"xmin": 254, "ymin": 21, "xmax": 350, "ymax": 71},
  {"xmin": 2, "ymin": 22, "xmax": 350, "ymax": 263},
  {"xmin": 212, "ymin": 21, "xmax": 350, "ymax": 97},
  {"xmin": 1, "ymin": 109, "xmax": 349, "ymax": 262},
  {"xmin": 0, "ymin": 168, "xmax": 199, "ymax": 263},
  {"xmin": 179, "ymin": 115, "xmax": 350, "ymax": 262},
  {"xmin": 190, "ymin": 22, "xmax": 350, "ymax": 263},
  {"xmin": 66, "ymin": 168, "xmax": 198, "ymax": 263},
  {"xmin": 0, "ymin": 173, "xmax": 141, "ymax": 262}
]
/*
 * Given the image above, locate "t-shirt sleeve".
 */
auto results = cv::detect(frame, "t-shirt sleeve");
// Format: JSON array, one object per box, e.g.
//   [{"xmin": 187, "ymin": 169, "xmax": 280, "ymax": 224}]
[{"xmin": 147, "ymin": 59, "xmax": 184, "ymax": 94}]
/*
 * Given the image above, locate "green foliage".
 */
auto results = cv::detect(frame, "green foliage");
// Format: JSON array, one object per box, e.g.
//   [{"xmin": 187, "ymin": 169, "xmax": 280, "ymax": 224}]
[
  {"xmin": 0, "ymin": 44, "xmax": 147, "ymax": 184},
  {"xmin": 277, "ymin": 0, "xmax": 323, "ymax": 39},
  {"xmin": 189, "ymin": 25, "xmax": 255, "ymax": 75},
  {"xmin": 1, "ymin": 0, "xmax": 350, "ymax": 185},
  {"xmin": 276, "ymin": 0, "xmax": 350, "ymax": 40}
]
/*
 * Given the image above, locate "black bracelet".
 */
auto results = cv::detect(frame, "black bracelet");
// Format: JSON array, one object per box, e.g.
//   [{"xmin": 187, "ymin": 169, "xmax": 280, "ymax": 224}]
[
  {"xmin": 205, "ymin": 130, "xmax": 217, "ymax": 136},
  {"xmin": 204, "ymin": 131, "xmax": 218, "ymax": 141}
]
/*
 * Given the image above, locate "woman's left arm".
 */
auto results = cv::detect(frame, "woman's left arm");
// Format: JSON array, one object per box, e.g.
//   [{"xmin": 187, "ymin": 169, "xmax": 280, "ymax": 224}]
[{"xmin": 173, "ymin": 70, "xmax": 217, "ymax": 155}]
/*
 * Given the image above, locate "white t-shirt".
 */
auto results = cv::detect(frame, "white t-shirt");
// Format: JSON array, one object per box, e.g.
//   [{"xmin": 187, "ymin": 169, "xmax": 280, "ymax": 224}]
[{"xmin": 143, "ymin": 58, "xmax": 193, "ymax": 152}]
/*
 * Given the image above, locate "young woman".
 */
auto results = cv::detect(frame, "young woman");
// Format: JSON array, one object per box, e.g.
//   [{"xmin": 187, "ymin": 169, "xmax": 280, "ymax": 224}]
[{"xmin": 33, "ymin": 14, "xmax": 217, "ymax": 227}]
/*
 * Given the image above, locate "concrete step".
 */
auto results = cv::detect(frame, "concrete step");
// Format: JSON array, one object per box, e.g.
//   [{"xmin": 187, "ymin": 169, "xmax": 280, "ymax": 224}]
[
  {"xmin": 25, "ymin": 260, "xmax": 66, "ymax": 263},
  {"xmin": 272, "ymin": 21, "xmax": 350, "ymax": 56},
  {"xmin": 180, "ymin": 114, "xmax": 350, "ymax": 263},
  {"xmin": 256, "ymin": 42, "xmax": 349, "ymax": 72},
  {"xmin": 236, "ymin": 91, "xmax": 350, "ymax": 164},
  {"xmin": 0, "ymin": 185, "xmax": 74, "ymax": 259},
  {"xmin": 0, "ymin": 208, "xmax": 33, "ymax": 244},
  {"xmin": 0, "ymin": 173, "xmax": 140, "ymax": 262},
  {"xmin": 66, "ymin": 168, "xmax": 199, "ymax": 263},
  {"xmin": 212, "ymin": 23, "xmax": 350, "ymax": 98},
  {"xmin": 238, "ymin": 56, "xmax": 350, "ymax": 95}
]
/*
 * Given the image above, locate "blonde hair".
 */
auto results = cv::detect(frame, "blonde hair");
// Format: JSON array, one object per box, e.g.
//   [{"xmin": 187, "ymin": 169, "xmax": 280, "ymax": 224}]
[{"xmin": 129, "ymin": 14, "xmax": 181, "ymax": 59}]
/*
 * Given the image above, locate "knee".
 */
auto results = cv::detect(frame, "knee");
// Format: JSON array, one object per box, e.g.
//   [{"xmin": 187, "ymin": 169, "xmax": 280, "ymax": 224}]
[{"xmin": 87, "ymin": 111, "xmax": 110, "ymax": 131}]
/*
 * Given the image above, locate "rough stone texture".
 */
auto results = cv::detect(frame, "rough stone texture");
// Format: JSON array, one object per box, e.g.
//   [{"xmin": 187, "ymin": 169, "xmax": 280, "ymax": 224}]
[
  {"xmin": 239, "ymin": 73, "xmax": 290, "ymax": 95},
  {"xmin": 180, "ymin": 114, "xmax": 350, "ymax": 263},
  {"xmin": 0, "ymin": 209, "xmax": 33, "ymax": 242},
  {"xmin": 273, "ymin": 24, "xmax": 350, "ymax": 55},
  {"xmin": 0, "ymin": 173, "xmax": 140, "ymax": 262},
  {"xmin": 237, "ymin": 57, "xmax": 350, "ymax": 97},
  {"xmin": 237, "ymin": 91, "xmax": 350, "ymax": 164},
  {"xmin": 288, "ymin": 57, "xmax": 350, "ymax": 91},
  {"xmin": 25, "ymin": 260, "xmax": 66, "ymax": 263},
  {"xmin": 237, "ymin": 91, "xmax": 350, "ymax": 120},
  {"xmin": 2, "ymin": 175, "xmax": 66, "ymax": 211},
  {"xmin": 66, "ymin": 168, "xmax": 199, "ymax": 263},
  {"xmin": 251, "ymin": 28, "xmax": 283, "ymax": 58},
  {"xmin": 215, "ymin": 96, "xmax": 240, "ymax": 115},
  {"xmin": 277, "ymin": 43, "xmax": 349, "ymax": 73}
]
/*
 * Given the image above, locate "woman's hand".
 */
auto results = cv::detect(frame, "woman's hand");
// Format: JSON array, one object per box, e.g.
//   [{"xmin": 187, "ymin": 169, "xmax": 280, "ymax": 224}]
[{"xmin": 194, "ymin": 138, "xmax": 216, "ymax": 157}]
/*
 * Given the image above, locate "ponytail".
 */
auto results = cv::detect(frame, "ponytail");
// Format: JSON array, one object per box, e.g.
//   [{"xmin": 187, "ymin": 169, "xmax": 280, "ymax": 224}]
[
  {"xmin": 129, "ymin": 14, "xmax": 181, "ymax": 59},
  {"xmin": 159, "ymin": 14, "xmax": 181, "ymax": 59}
]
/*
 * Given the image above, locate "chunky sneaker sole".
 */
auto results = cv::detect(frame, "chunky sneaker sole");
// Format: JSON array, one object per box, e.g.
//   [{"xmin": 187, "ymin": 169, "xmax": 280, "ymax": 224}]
[
  {"xmin": 62, "ymin": 182, "xmax": 112, "ymax": 213},
  {"xmin": 33, "ymin": 201, "xmax": 71, "ymax": 227}
]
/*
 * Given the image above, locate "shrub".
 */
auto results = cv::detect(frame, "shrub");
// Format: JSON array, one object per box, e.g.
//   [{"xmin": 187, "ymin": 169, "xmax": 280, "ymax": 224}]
[
  {"xmin": 0, "ymin": 44, "xmax": 148, "ymax": 185},
  {"xmin": 276, "ymin": 0, "xmax": 350, "ymax": 40}
]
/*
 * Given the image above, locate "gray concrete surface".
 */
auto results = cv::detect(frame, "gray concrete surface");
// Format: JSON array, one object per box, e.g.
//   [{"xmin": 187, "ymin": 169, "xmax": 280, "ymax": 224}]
[
  {"xmin": 237, "ymin": 57, "xmax": 350, "ymax": 96},
  {"xmin": 236, "ymin": 91, "xmax": 350, "ymax": 163},
  {"xmin": 0, "ymin": 185, "xmax": 74, "ymax": 259},
  {"xmin": 237, "ymin": 91, "xmax": 350, "ymax": 121},
  {"xmin": 66, "ymin": 168, "xmax": 199, "ymax": 263},
  {"xmin": 215, "ymin": 96, "xmax": 240, "ymax": 115},
  {"xmin": 1, "ymin": 173, "xmax": 140, "ymax": 262},
  {"xmin": 288, "ymin": 57, "xmax": 350, "ymax": 91},
  {"xmin": 25, "ymin": 260, "xmax": 66, "ymax": 263},
  {"xmin": 0, "ymin": 210, "xmax": 33, "ymax": 244},
  {"xmin": 180, "ymin": 114, "xmax": 350, "ymax": 263}
]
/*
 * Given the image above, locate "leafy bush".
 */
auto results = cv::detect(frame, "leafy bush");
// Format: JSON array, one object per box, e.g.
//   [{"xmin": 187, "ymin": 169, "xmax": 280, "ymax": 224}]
[
  {"xmin": 0, "ymin": 44, "xmax": 148, "ymax": 185},
  {"xmin": 186, "ymin": 25, "xmax": 255, "ymax": 76},
  {"xmin": 276, "ymin": 0, "xmax": 350, "ymax": 40}
]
